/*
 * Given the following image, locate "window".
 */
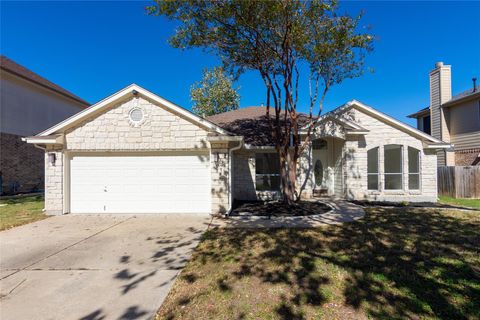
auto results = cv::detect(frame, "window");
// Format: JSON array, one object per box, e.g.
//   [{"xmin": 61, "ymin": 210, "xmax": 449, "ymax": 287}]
[
  {"xmin": 255, "ymin": 153, "xmax": 280, "ymax": 191},
  {"xmin": 422, "ymin": 115, "xmax": 431, "ymax": 135},
  {"xmin": 367, "ymin": 147, "xmax": 379, "ymax": 190},
  {"xmin": 408, "ymin": 147, "xmax": 420, "ymax": 190},
  {"xmin": 384, "ymin": 145, "xmax": 403, "ymax": 190}
]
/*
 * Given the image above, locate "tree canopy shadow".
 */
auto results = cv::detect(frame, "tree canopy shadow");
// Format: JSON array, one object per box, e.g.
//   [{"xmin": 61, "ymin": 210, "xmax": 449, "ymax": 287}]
[{"xmin": 158, "ymin": 207, "xmax": 480, "ymax": 319}]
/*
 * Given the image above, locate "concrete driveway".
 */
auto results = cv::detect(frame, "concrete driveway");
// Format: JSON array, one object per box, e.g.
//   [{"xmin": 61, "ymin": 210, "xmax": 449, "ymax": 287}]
[{"xmin": 0, "ymin": 214, "xmax": 212, "ymax": 320}]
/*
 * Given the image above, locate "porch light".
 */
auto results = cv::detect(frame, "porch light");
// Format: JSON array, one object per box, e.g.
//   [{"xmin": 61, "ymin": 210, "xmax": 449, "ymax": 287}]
[{"xmin": 48, "ymin": 153, "xmax": 56, "ymax": 166}]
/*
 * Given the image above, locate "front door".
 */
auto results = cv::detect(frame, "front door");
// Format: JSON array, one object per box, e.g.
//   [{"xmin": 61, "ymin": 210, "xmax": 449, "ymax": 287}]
[{"xmin": 312, "ymin": 139, "xmax": 333, "ymax": 194}]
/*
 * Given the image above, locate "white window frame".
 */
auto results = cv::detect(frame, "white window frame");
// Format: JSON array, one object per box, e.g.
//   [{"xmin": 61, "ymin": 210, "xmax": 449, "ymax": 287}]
[
  {"xmin": 408, "ymin": 147, "xmax": 421, "ymax": 190},
  {"xmin": 367, "ymin": 147, "xmax": 380, "ymax": 190},
  {"xmin": 384, "ymin": 144, "xmax": 404, "ymax": 191}
]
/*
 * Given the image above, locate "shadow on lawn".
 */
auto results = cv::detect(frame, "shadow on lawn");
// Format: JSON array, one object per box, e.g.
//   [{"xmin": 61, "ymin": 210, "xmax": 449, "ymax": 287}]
[{"xmin": 161, "ymin": 208, "xmax": 480, "ymax": 320}]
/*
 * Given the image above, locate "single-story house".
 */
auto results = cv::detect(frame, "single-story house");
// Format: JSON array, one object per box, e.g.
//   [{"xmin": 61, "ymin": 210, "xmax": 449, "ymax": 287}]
[{"xmin": 24, "ymin": 84, "xmax": 451, "ymax": 215}]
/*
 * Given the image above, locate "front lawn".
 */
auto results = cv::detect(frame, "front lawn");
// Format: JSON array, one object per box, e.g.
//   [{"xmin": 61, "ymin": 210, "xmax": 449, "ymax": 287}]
[
  {"xmin": 157, "ymin": 207, "xmax": 480, "ymax": 320},
  {"xmin": 439, "ymin": 195, "xmax": 480, "ymax": 209},
  {"xmin": 0, "ymin": 195, "xmax": 46, "ymax": 231}
]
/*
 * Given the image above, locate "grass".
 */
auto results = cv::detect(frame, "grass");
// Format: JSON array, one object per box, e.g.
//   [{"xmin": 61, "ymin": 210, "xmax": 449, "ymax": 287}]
[
  {"xmin": 0, "ymin": 195, "xmax": 46, "ymax": 231},
  {"xmin": 439, "ymin": 195, "xmax": 480, "ymax": 209},
  {"xmin": 157, "ymin": 207, "xmax": 480, "ymax": 320}
]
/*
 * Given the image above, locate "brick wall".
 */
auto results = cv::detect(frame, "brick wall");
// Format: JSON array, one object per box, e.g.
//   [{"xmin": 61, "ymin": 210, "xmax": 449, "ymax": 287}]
[
  {"xmin": 0, "ymin": 132, "xmax": 44, "ymax": 195},
  {"xmin": 455, "ymin": 148, "xmax": 480, "ymax": 166}
]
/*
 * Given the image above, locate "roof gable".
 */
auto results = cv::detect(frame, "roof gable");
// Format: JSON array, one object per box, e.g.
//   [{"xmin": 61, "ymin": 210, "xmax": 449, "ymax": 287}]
[
  {"xmin": 330, "ymin": 100, "xmax": 445, "ymax": 144},
  {"xmin": 38, "ymin": 84, "xmax": 229, "ymax": 136}
]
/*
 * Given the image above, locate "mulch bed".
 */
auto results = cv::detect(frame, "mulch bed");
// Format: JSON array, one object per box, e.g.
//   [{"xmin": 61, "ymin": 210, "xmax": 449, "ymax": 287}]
[{"xmin": 230, "ymin": 200, "xmax": 331, "ymax": 217}]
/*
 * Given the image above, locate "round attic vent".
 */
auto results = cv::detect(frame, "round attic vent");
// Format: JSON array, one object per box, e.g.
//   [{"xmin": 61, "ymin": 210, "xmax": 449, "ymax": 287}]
[{"xmin": 129, "ymin": 108, "xmax": 144, "ymax": 123}]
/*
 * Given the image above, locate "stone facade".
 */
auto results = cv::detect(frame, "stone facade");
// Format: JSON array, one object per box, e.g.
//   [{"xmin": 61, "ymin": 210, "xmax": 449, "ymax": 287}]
[
  {"xmin": 42, "ymin": 96, "xmax": 230, "ymax": 215},
  {"xmin": 64, "ymin": 97, "xmax": 209, "ymax": 151},
  {"xmin": 455, "ymin": 148, "xmax": 480, "ymax": 166},
  {"xmin": 233, "ymin": 150, "xmax": 257, "ymax": 200},
  {"xmin": 39, "ymin": 94, "xmax": 442, "ymax": 214},
  {"xmin": 343, "ymin": 108, "xmax": 437, "ymax": 202},
  {"xmin": 0, "ymin": 132, "xmax": 44, "ymax": 194},
  {"xmin": 44, "ymin": 148, "xmax": 63, "ymax": 214},
  {"xmin": 210, "ymin": 143, "xmax": 230, "ymax": 214},
  {"xmin": 232, "ymin": 107, "xmax": 439, "ymax": 203}
]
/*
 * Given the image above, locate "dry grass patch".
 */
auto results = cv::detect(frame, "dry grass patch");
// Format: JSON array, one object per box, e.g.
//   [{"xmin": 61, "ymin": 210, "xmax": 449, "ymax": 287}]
[
  {"xmin": 157, "ymin": 207, "xmax": 480, "ymax": 320},
  {"xmin": 0, "ymin": 195, "xmax": 46, "ymax": 231}
]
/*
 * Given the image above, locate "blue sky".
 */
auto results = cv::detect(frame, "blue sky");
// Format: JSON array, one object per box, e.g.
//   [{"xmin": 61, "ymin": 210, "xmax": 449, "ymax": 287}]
[{"xmin": 1, "ymin": 1, "xmax": 479, "ymax": 126}]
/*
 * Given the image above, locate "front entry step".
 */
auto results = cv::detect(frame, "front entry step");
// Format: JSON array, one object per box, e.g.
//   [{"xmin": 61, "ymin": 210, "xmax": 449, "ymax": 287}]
[{"xmin": 313, "ymin": 189, "xmax": 329, "ymax": 197}]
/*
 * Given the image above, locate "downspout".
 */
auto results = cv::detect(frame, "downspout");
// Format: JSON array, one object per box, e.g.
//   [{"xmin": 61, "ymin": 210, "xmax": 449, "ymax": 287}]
[{"xmin": 226, "ymin": 139, "xmax": 243, "ymax": 217}]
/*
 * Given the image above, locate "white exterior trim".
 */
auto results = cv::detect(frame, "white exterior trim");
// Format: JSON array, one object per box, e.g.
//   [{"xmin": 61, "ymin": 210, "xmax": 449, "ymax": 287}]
[
  {"xmin": 37, "ymin": 84, "xmax": 230, "ymax": 137},
  {"xmin": 22, "ymin": 134, "xmax": 64, "ymax": 145},
  {"xmin": 423, "ymin": 143, "xmax": 452, "ymax": 149}
]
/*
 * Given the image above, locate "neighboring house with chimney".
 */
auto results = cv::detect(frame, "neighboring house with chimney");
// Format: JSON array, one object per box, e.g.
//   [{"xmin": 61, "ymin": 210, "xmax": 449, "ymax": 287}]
[
  {"xmin": 0, "ymin": 55, "xmax": 88, "ymax": 194},
  {"xmin": 408, "ymin": 62, "xmax": 480, "ymax": 166}
]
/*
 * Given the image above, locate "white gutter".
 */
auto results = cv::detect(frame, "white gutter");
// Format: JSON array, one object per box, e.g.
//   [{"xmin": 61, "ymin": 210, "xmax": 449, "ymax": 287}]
[
  {"xmin": 226, "ymin": 139, "xmax": 243, "ymax": 216},
  {"xmin": 423, "ymin": 143, "xmax": 453, "ymax": 150}
]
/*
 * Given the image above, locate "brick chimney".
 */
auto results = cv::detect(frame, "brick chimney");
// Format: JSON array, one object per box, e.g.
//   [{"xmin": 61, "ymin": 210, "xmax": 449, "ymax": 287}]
[{"xmin": 429, "ymin": 61, "xmax": 453, "ymax": 165}]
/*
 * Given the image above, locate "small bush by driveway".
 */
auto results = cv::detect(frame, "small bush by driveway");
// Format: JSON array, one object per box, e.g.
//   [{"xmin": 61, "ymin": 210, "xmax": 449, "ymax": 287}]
[
  {"xmin": 157, "ymin": 207, "xmax": 480, "ymax": 320},
  {"xmin": 0, "ymin": 195, "xmax": 46, "ymax": 231}
]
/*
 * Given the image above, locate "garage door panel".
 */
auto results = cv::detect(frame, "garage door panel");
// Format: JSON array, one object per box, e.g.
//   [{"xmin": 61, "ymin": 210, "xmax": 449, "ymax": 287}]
[{"xmin": 70, "ymin": 154, "xmax": 211, "ymax": 214}]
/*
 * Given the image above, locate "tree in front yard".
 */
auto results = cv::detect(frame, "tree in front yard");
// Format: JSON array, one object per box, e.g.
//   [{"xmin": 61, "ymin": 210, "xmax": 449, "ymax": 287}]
[
  {"xmin": 148, "ymin": 0, "xmax": 373, "ymax": 204},
  {"xmin": 190, "ymin": 66, "xmax": 240, "ymax": 117}
]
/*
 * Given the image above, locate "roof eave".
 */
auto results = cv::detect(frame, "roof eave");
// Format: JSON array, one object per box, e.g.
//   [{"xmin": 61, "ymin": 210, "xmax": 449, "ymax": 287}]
[
  {"xmin": 442, "ymin": 90, "xmax": 480, "ymax": 107},
  {"xmin": 407, "ymin": 109, "xmax": 430, "ymax": 118}
]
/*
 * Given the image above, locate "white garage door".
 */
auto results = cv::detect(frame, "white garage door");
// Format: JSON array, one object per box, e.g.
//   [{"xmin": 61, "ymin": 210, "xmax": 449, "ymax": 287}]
[{"xmin": 70, "ymin": 153, "xmax": 211, "ymax": 214}]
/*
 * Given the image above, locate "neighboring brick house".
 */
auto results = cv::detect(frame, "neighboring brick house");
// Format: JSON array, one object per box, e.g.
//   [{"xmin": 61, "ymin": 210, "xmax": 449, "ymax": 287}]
[
  {"xmin": 24, "ymin": 84, "xmax": 449, "ymax": 215},
  {"xmin": 0, "ymin": 55, "xmax": 88, "ymax": 194},
  {"xmin": 408, "ymin": 62, "xmax": 480, "ymax": 166}
]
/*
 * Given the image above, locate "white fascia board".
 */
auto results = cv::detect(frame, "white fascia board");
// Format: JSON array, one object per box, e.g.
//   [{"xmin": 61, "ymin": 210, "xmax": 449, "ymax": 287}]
[
  {"xmin": 38, "ymin": 84, "xmax": 229, "ymax": 136},
  {"xmin": 22, "ymin": 134, "xmax": 64, "ymax": 145},
  {"xmin": 206, "ymin": 135, "xmax": 243, "ymax": 142},
  {"xmin": 423, "ymin": 143, "xmax": 453, "ymax": 149},
  {"xmin": 346, "ymin": 130, "xmax": 369, "ymax": 135},
  {"xmin": 244, "ymin": 144, "xmax": 276, "ymax": 150}
]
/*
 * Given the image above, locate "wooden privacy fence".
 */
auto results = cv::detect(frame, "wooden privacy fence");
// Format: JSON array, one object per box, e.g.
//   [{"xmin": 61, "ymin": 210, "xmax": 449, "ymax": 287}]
[{"xmin": 438, "ymin": 166, "xmax": 480, "ymax": 199}]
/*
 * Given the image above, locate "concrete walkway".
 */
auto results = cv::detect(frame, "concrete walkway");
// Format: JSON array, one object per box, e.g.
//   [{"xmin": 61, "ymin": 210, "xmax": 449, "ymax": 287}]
[
  {"xmin": 0, "ymin": 214, "xmax": 211, "ymax": 320},
  {"xmin": 212, "ymin": 199, "xmax": 365, "ymax": 228}
]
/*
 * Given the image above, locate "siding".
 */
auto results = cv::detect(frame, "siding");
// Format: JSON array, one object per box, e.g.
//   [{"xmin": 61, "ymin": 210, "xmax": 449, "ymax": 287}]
[
  {"xmin": 0, "ymin": 71, "xmax": 85, "ymax": 136},
  {"xmin": 451, "ymin": 131, "xmax": 480, "ymax": 150},
  {"xmin": 449, "ymin": 99, "xmax": 480, "ymax": 135},
  {"xmin": 429, "ymin": 65, "xmax": 452, "ymax": 166},
  {"xmin": 430, "ymin": 71, "xmax": 442, "ymax": 141}
]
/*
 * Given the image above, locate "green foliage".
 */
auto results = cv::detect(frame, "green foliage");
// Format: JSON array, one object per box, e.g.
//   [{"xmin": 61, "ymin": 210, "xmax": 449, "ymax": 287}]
[
  {"xmin": 190, "ymin": 66, "xmax": 240, "ymax": 116},
  {"xmin": 148, "ymin": 0, "xmax": 373, "ymax": 202}
]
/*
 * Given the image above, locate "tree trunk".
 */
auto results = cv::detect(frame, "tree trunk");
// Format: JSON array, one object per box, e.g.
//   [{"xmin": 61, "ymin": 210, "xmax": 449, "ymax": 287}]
[{"xmin": 279, "ymin": 149, "xmax": 297, "ymax": 205}]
